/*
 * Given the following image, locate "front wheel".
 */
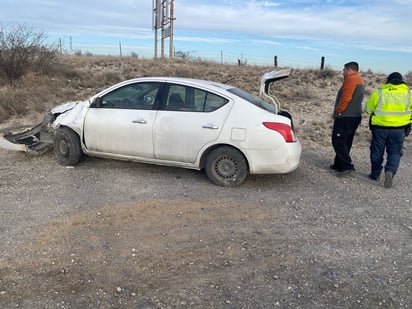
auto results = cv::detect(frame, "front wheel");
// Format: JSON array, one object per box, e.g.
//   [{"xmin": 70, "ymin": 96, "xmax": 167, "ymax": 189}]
[
  {"xmin": 205, "ymin": 146, "xmax": 248, "ymax": 187},
  {"xmin": 53, "ymin": 127, "xmax": 82, "ymax": 166}
]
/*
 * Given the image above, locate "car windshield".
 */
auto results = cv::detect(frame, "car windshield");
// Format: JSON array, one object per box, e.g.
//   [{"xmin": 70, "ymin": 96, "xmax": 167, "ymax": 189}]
[{"xmin": 228, "ymin": 87, "xmax": 276, "ymax": 113}]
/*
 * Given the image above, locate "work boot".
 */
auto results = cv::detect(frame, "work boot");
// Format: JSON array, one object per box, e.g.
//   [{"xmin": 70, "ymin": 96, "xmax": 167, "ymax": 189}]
[
  {"xmin": 329, "ymin": 164, "xmax": 338, "ymax": 171},
  {"xmin": 368, "ymin": 174, "xmax": 379, "ymax": 181},
  {"xmin": 337, "ymin": 167, "xmax": 355, "ymax": 176},
  {"xmin": 384, "ymin": 172, "xmax": 393, "ymax": 188}
]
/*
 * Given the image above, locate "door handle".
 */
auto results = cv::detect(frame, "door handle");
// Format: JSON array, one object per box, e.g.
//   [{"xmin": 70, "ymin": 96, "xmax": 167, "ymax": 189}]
[
  {"xmin": 132, "ymin": 119, "xmax": 147, "ymax": 124},
  {"xmin": 202, "ymin": 124, "xmax": 219, "ymax": 129}
]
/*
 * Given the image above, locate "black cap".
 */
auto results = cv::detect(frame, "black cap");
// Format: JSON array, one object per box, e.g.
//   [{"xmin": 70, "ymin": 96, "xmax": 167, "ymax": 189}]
[
  {"xmin": 386, "ymin": 72, "xmax": 404, "ymax": 84},
  {"xmin": 344, "ymin": 61, "xmax": 359, "ymax": 71}
]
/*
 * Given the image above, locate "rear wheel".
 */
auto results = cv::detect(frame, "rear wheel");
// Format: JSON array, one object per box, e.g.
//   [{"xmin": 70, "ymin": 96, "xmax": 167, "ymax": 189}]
[
  {"xmin": 53, "ymin": 127, "xmax": 82, "ymax": 166},
  {"xmin": 205, "ymin": 146, "xmax": 248, "ymax": 187}
]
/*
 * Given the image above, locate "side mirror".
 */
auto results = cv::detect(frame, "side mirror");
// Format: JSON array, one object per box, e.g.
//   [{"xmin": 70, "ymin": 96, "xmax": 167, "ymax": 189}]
[{"xmin": 90, "ymin": 97, "xmax": 102, "ymax": 108}]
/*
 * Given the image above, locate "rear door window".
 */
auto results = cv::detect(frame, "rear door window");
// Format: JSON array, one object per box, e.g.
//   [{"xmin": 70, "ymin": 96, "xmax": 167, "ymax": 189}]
[{"xmin": 164, "ymin": 84, "xmax": 228, "ymax": 112}]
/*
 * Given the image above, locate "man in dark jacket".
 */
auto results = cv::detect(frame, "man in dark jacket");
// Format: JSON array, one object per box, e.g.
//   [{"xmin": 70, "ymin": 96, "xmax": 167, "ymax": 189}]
[{"xmin": 330, "ymin": 61, "xmax": 365, "ymax": 174}]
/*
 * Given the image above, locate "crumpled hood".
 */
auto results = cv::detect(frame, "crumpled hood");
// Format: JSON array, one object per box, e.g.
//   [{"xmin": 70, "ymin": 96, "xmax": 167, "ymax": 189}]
[
  {"xmin": 51, "ymin": 100, "xmax": 90, "ymax": 134},
  {"xmin": 51, "ymin": 100, "xmax": 81, "ymax": 114}
]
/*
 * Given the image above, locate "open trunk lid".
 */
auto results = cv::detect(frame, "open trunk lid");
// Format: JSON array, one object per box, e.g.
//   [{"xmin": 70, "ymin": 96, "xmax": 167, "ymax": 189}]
[{"xmin": 259, "ymin": 69, "xmax": 290, "ymax": 114}]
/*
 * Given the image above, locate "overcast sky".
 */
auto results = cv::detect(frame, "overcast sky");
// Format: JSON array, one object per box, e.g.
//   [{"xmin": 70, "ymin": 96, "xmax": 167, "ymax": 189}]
[{"xmin": 1, "ymin": 0, "xmax": 411, "ymax": 74}]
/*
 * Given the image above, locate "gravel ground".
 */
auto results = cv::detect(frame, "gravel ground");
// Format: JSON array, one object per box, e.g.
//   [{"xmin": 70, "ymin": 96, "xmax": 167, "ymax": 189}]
[{"xmin": 0, "ymin": 133, "xmax": 411, "ymax": 308}]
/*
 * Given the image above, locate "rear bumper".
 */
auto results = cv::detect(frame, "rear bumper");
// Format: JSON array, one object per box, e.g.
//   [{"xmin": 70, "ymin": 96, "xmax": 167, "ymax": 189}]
[{"xmin": 246, "ymin": 140, "xmax": 302, "ymax": 174}]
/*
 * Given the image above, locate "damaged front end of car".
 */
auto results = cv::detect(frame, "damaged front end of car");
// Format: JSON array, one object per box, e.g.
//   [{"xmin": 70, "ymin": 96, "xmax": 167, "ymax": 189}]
[
  {"xmin": 0, "ymin": 101, "xmax": 84, "ymax": 154},
  {"xmin": 0, "ymin": 113, "xmax": 56, "ymax": 154}
]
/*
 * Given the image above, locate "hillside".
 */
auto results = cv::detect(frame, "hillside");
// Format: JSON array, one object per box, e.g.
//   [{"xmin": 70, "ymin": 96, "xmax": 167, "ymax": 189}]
[{"xmin": 0, "ymin": 55, "xmax": 400, "ymax": 151}]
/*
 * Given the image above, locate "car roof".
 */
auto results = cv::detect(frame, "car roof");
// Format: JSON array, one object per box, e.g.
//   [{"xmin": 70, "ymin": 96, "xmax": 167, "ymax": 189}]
[
  {"xmin": 93, "ymin": 76, "xmax": 233, "ymax": 98},
  {"xmin": 93, "ymin": 71, "xmax": 289, "ymax": 100}
]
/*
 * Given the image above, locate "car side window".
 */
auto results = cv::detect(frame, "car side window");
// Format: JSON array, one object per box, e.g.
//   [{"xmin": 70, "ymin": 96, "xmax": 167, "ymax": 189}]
[
  {"xmin": 98, "ymin": 82, "xmax": 161, "ymax": 109},
  {"xmin": 165, "ymin": 85, "xmax": 187, "ymax": 111},
  {"xmin": 165, "ymin": 84, "xmax": 228, "ymax": 112},
  {"xmin": 203, "ymin": 92, "xmax": 228, "ymax": 112}
]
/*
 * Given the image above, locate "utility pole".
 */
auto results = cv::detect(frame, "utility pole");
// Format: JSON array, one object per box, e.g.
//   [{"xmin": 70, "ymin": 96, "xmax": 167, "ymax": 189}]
[
  {"xmin": 169, "ymin": 0, "xmax": 174, "ymax": 59},
  {"xmin": 153, "ymin": 0, "xmax": 174, "ymax": 59},
  {"xmin": 160, "ymin": 0, "xmax": 165, "ymax": 58},
  {"xmin": 153, "ymin": 0, "xmax": 159, "ymax": 58}
]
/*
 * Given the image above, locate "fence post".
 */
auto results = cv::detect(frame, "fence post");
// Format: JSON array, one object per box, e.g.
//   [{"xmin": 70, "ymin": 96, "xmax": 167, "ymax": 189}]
[
  {"xmin": 274, "ymin": 56, "xmax": 278, "ymax": 67},
  {"xmin": 320, "ymin": 56, "xmax": 325, "ymax": 70}
]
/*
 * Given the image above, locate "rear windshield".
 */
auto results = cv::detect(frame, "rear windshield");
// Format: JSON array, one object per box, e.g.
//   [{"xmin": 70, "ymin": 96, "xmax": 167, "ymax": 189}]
[{"xmin": 227, "ymin": 88, "xmax": 276, "ymax": 113}]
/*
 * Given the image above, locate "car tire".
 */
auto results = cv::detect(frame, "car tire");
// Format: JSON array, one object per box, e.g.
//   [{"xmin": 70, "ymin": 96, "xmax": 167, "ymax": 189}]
[
  {"xmin": 53, "ymin": 127, "xmax": 82, "ymax": 166},
  {"xmin": 205, "ymin": 146, "xmax": 248, "ymax": 187}
]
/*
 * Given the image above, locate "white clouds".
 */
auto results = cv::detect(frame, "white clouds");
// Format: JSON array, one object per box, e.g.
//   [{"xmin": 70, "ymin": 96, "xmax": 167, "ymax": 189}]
[
  {"xmin": 1, "ymin": 0, "xmax": 410, "ymax": 45},
  {"xmin": 251, "ymin": 0, "xmax": 282, "ymax": 8},
  {"xmin": 251, "ymin": 39, "xmax": 283, "ymax": 46},
  {"xmin": 0, "ymin": 0, "xmax": 153, "ymax": 38},
  {"xmin": 174, "ymin": 0, "xmax": 411, "ymax": 44},
  {"xmin": 0, "ymin": 0, "xmax": 410, "ymax": 72}
]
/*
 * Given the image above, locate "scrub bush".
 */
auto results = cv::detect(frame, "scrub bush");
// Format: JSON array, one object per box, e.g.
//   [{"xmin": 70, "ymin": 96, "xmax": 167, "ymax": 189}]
[{"xmin": 0, "ymin": 24, "xmax": 58, "ymax": 86}]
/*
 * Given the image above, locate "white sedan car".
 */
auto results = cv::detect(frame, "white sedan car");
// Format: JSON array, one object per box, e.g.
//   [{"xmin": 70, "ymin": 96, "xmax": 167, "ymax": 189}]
[{"xmin": 1, "ymin": 70, "xmax": 301, "ymax": 186}]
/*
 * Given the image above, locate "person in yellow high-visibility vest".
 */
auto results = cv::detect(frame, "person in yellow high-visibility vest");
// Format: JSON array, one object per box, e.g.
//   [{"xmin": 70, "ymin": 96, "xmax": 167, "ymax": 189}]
[{"xmin": 364, "ymin": 72, "xmax": 412, "ymax": 188}]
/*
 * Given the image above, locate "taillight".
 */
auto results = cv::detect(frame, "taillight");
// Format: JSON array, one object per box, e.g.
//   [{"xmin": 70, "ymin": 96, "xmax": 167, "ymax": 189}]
[{"xmin": 263, "ymin": 122, "xmax": 296, "ymax": 142}]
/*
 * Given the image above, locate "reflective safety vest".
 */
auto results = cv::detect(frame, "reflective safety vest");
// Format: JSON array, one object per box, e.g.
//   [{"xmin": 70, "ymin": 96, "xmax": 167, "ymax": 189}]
[{"xmin": 365, "ymin": 83, "xmax": 412, "ymax": 127}]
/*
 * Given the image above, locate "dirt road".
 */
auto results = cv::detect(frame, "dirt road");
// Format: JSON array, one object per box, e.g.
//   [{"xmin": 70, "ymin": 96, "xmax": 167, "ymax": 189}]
[{"xmin": 1, "ymin": 138, "xmax": 412, "ymax": 308}]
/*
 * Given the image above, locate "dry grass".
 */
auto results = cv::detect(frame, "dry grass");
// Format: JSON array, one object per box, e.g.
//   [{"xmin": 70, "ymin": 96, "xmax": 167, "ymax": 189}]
[{"xmin": 0, "ymin": 55, "xmax": 395, "ymax": 147}]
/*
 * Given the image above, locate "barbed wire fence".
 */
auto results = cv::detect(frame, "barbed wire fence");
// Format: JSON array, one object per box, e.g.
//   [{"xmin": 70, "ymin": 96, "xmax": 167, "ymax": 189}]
[{"xmin": 56, "ymin": 35, "xmax": 330, "ymax": 70}]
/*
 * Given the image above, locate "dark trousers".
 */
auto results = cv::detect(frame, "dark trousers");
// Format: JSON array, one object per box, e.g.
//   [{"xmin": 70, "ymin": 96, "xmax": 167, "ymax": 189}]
[
  {"xmin": 331, "ymin": 117, "xmax": 361, "ymax": 171},
  {"xmin": 370, "ymin": 128, "xmax": 404, "ymax": 178}
]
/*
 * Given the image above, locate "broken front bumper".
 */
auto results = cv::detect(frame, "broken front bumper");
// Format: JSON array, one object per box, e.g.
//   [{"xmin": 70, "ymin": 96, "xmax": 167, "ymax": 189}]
[{"xmin": 0, "ymin": 113, "xmax": 55, "ymax": 154}]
